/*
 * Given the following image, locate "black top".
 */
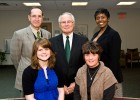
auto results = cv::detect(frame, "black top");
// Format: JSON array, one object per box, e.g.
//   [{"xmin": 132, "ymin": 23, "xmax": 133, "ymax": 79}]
[
  {"xmin": 91, "ymin": 25, "xmax": 123, "ymax": 83},
  {"xmin": 87, "ymin": 65, "xmax": 100, "ymax": 100},
  {"xmin": 22, "ymin": 66, "xmax": 38, "ymax": 95}
]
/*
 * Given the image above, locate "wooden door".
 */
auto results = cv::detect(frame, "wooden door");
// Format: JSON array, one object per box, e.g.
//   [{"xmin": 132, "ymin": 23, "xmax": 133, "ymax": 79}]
[{"xmin": 41, "ymin": 22, "xmax": 52, "ymax": 37}]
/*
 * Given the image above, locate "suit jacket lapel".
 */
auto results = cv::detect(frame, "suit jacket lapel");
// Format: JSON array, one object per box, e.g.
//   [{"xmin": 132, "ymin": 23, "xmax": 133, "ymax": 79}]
[
  {"xmin": 57, "ymin": 34, "xmax": 65, "ymax": 50},
  {"xmin": 57, "ymin": 34, "xmax": 68, "ymax": 62},
  {"xmin": 69, "ymin": 33, "xmax": 78, "ymax": 63},
  {"xmin": 41, "ymin": 29, "xmax": 51, "ymax": 38},
  {"xmin": 26, "ymin": 26, "xmax": 35, "ymax": 44},
  {"xmin": 97, "ymin": 25, "xmax": 110, "ymax": 42},
  {"xmin": 42, "ymin": 31, "xmax": 46, "ymax": 37}
]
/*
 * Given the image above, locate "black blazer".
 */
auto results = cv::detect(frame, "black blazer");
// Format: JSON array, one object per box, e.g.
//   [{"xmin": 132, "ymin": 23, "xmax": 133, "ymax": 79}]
[
  {"xmin": 49, "ymin": 33, "xmax": 88, "ymax": 87},
  {"xmin": 91, "ymin": 25, "xmax": 123, "ymax": 83}
]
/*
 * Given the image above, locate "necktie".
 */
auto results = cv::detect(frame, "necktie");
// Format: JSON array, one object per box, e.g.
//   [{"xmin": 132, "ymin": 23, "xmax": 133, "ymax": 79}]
[
  {"xmin": 65, "ymin": 36, "xmax": 70, "ymax": 63},
  {"xmin": 37, "ymin": 31, "xmax": 41, "ymax": 39}
]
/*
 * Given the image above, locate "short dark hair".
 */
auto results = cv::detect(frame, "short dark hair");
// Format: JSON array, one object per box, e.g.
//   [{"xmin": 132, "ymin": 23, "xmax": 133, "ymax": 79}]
[
  {"xmin": 94, "ymin": 8, "xmax": 110, "ymax": 19},
  {"xmin": 29, "ymin": 7, "xmax": 44, "ymax": 16},
  {"xmin": 82, "ymin": 41, "xmax": 103, "ymax": 57}
]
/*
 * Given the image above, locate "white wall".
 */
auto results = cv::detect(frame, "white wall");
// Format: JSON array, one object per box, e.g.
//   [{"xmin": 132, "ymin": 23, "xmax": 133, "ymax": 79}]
[{"xmin": 0, "ymin": 9, "xmax": 140, "ymax": 52}]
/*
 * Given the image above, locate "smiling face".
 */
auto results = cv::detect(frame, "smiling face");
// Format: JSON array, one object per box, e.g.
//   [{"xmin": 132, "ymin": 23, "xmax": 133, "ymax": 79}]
[
  {"xmin": 59, "ymin": 14, "xmax": 74, "ymax": 35},
  {"xmin": 95, "ymin": 13, "xmax": 109, "ymax": 29},
  {"xmin": 37, "ymin": 46, "xmax": 51, "ymax": 62},
  {"xmin": 84, "ymin": 52, "xmax": 99, "ymax": 68},
  {"xmin": 28, "ymin": 8, "xmax": 43, "ymax": 30}
]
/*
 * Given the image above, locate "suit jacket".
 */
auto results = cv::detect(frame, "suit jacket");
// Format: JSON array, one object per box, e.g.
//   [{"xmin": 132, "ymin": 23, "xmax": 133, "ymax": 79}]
[
  {"xmin": 10, "ymin": 25, "xmax": 51, "ymax": 90},
  {"xmin": 49, "ymin": 33, "xmax": 88, "ymax": 87},
  {"xmin": 91, "ymin": 25, "xmax": 123, "ymax": 83}
]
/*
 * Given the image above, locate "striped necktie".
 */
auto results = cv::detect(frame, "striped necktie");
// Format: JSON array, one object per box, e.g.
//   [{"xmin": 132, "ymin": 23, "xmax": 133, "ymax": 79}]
[{"xmin": 37, "ymin": 31, "xmax": 41, "ymax": 39}]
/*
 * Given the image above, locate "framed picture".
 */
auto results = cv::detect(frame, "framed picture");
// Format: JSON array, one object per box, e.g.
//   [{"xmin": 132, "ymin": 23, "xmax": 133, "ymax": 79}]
[{"xmin": 74, "ymin": 24, "xmax": 88, "ymax": 37}]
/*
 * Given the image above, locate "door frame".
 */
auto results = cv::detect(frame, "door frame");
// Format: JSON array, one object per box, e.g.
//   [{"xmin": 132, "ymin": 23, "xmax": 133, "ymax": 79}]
[{"xmin": 41, "ymin": 22, "xmax": 53, "ymax": 37}]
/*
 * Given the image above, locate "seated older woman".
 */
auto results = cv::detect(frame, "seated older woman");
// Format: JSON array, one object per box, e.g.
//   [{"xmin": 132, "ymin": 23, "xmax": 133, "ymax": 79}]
[{"xmin": 74, "ymin": 41, "xmax": 118, "ymax": 100}]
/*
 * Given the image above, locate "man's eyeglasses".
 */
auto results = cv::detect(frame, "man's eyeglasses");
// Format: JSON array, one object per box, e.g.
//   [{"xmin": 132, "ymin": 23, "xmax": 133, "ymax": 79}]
[{"xmin": 60, "ymin": 21, "xmax": 73, "ymax": 24}]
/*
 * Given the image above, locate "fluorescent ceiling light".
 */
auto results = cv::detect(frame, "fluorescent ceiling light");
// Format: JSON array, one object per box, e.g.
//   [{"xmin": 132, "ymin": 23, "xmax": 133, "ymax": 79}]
[
  {"xmin": 23, "ymin": 2, "xmax": 41, "ymax": 6},
  {"xmin": 117, "ymin": 2, "xmax": 136, "ymax": 5},
  {"xmin": 72, "ymin": 2, "xmax": 88, "ymax": 6}
]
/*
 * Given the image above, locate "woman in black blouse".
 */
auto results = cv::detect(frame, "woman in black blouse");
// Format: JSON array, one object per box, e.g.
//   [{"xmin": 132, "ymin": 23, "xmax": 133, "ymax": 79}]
[{"xmin": 91, "ymin": 8, "xmax": 123, "ymax": 97}]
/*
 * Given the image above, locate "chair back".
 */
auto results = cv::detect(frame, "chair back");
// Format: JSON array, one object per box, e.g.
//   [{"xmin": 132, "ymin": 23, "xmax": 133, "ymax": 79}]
[
  {"xmin": 127, "ymin": 48, "xmax": 139, "ymax": 59},
  {"xmin": 120, "ymin": 50, "xmax": 125, "ymax": 58}
]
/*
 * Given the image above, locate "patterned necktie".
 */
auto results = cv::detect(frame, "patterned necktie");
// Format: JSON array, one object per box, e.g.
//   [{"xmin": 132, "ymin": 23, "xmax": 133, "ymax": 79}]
[
  {"xmin": 37, "ymin": 31, "xmax": 41, "ymax": 39},
  {"xmin": 65, "ymin": 36, "xmax": 70, "ymax": 63}
]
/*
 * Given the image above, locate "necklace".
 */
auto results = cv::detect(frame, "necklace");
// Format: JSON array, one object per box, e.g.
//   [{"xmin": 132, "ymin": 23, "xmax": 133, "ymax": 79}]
[{"xmin": 88, "ymin": 66, "xmax": 100, "ymax": 80}]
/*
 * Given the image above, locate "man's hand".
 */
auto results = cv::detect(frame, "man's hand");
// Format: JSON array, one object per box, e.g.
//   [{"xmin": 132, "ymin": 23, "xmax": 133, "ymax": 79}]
[
  {"xmin": 67, "ymin": 82, "xmax": 75, "ymax": 94},
  {"xmin": 64, "ymin": 82, "xmax": 75, "ymax": 95},
  {"xmin": 64, "ymin": 85, "xmax": 69, "ymax": 95}
]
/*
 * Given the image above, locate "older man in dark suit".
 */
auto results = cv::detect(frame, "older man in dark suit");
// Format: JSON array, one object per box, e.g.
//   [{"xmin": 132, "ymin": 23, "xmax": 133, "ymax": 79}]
[
  {"xmin": 10, "ymin": 7, "xmax": 51, "ymax": 93},
  {"xmin": 49, "ymin": 12, "xmax": 88, "ymax": 100}
]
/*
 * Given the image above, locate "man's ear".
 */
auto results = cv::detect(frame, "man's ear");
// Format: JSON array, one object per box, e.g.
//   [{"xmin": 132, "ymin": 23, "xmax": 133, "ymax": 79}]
[{"xmin": 28, "ymin": 15, "xmax": 31, "ymax": 21}]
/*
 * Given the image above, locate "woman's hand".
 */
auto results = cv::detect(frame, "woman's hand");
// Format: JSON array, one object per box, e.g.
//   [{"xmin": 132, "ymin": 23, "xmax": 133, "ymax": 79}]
[
  {"xmin": 58, "ymin": 87, "xmax": 64, "ymax": 100},
  {"xmin": 25, "ymin": 94, "xmax": 36, "ymax": 100}
]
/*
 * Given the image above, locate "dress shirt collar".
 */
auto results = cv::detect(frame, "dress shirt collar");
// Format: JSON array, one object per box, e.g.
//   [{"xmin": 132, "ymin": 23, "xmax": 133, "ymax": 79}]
[
  {"xmin": 30, "ymin": 25, "xmax": 41, "ymax": 37},
  {"xmin": 62, "ymin": 32, "xmax": 73, "ymax": 50}
]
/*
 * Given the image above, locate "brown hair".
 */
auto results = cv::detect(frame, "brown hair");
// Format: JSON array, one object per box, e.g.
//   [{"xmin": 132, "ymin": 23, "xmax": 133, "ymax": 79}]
[
  {"xmin": 82, "ymin": 41, "xmax": 103, "ymax": 57},
  {"xmin": 29, "ymin": 7, "xmax": 44, "ymax": 16},
  {"xmin": 31, "ymin": 38, "xmax": 55, "ymax": 69}
]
